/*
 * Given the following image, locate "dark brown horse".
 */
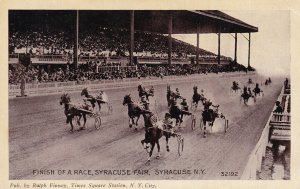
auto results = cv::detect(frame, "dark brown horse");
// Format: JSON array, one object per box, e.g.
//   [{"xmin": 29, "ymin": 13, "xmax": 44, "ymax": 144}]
[
  {"xmin": 123, "ymin": 94, "xmax": 150, "ymax": 130},
  {"xmin": 240, "ymin": 87, "xmax": 255, "ymax": 105},
  {"xmin": 253, "ymin": 83, "xmax": 263, "ymax": 97},
  {"xmin": 169, "ymin": 101, "xmax": 192, "ymax": 126},
  {"xmin": 201, "ymin": 103, "xmax": 226, "ymax": 138},
  {"xmin": 141, "ymin": 113, "xmax": 173, "ymax": 163},
  {"xmin": 60, "ymin": 93, "xmax": 88, "ymax": 132},
  {"xmin": 191, "ymin": 86, "xmax": 205, "ymax": 110},
  {"xmin": 231, "ymin": 81, "xmax": 241, "ymax": 93},
  {"xmin": 166, "ymin": 85, "xmax": 182, "ymax": 107},
  {"xmin": 138, "ymin": 85, "xmax": 154, "ymax": 101}
]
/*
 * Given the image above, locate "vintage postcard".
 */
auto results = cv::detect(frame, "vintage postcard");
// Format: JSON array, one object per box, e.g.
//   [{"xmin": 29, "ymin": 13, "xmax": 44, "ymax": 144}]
[{"xmin": 1, "ymin": 0, "xmax": 299, "ymax": 189}]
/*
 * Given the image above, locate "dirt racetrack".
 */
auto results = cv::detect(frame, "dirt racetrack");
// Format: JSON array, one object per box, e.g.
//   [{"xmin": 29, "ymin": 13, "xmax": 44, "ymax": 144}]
[{"xmin": 9, "ymin": 73, "xmax": 283, "ymax": 180}]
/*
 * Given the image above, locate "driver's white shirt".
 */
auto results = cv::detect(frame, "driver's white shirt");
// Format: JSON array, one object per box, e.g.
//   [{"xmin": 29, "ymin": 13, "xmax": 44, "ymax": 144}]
[{"xmin": 101, "ymin": 92, "xmax": 108, "ymax": 102}]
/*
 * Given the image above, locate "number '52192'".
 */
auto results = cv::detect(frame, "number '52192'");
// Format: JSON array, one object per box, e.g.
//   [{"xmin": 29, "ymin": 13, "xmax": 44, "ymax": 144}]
[{"xmin": 221, "ymin": 172, "xmax": 238, "ymax": 176}]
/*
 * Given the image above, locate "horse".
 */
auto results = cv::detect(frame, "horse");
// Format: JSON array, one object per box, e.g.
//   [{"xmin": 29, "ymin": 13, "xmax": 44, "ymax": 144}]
[
  {"xmin": 141, "ymin": 113, "xmax": 173, "ymax": 162},
  {"xmin": 247, "ymin": 78, "xmax": 253, "ymax": 85},
  {"xmin": 253, "ymin": 83, "xmax": 263, "ymax": 97},
  {"xmin": 240, "ymin": 87, "xmax": 255, "ymax": 105},
  {"xmin": 231, "ymin": 81, "xmax": 241, "ymax": 93},
  {"xmin": 123, "ymin": 94, "xmax": 150, "ymax": 130},
  {"xmin": 59, "ymin": 93, "xmax": 88, "ymax": 132},
  {"xmin": 201, "ymin": 104, "xmax": 225, "ymax": 138},
  {"xmin": 191, "ymin": 86, "xmax": 205, "ymax": 111},
  {"xmin": 169, "ymin": 100, "xmax": 192, "ymax": 126},
  {"xmin": 81, "ymin": 88, "xmax": 112, "ymax": 113},
  {"xmin": 265, "ymin": 79, "xmax": 270, "ymax": 86},
  {"xmin": 268, "ymin": 77, "xmax": 272, "ymax": 84},
  {"xmin": 138, "ymin": 85, "xmax": 154, "ymax": 101},
  {"xmin": 166, "ymin": 85, "xmax": 182, "ymax": 107}
]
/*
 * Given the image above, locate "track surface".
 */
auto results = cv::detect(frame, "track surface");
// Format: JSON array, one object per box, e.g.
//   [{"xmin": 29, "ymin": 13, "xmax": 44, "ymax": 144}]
[{"xmin": 9, "ymin": 74, "xmax": 283, "ymax": 180}]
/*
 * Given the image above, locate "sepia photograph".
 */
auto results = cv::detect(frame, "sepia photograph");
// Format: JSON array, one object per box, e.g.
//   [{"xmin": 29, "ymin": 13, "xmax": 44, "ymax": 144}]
[
  {"xmin": 1, "ymin": 1, "xmax": 299, "ymax": 188},
  {"xmin": 8, "ymin": 9, "xmax": 291, "ymax": 180}
]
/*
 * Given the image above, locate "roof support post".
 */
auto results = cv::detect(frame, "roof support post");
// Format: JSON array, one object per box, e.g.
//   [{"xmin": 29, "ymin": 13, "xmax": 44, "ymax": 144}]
[
  {"xmin": 168, "ymin": 13, "xmax": 173, "ymax": 65},
  {"xmin": 218, "ymin": 32, "xmax": 221, "ymax": 64},
  {"xmin": 248, "ymin": 33, "xmax": 251, "ymax": 69},
  {"xmin": 234, "ymin": 33, "xmax": 237, "ymax": 63},
  {"xmin": 130, "ymin": 10, "xmax": 135, "ymax": 66},
  {"xmin": 196, "ymin": 25, "xmax": 200, "ymax": 64},
  {"xmin": 74, "ymin": 10, "xmax": 79, "ymax": 69}
]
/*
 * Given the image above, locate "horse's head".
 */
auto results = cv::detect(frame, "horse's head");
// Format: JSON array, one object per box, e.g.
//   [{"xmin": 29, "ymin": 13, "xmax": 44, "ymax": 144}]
[
  {"xmin": 123, "ymin": 94, "xmax": 132, "ymax": 106},
  {"xmin": 167, "ymin": 85, "xmax": 170, "ymax": 92},
  {"xmin": 60, "ymin": 93, "xmax": 70, "ymax": 105},
  {"xmin": 193, "ymin": 86, "xmax": 198, "ymax": 93},
  {"xmin": 212, "ymin": 104, "xmax": 220, "ymax": 114},
  {"xmin": 138, "ymin": 85, "xmax": 142, "ymax": 91},
  {"xmin": 81, "ymin": 88, "xmax": 88, "ymax": 96},
  {"xmin": 149, "ymin": 86, "xmax": 154, "ymax": 93}
]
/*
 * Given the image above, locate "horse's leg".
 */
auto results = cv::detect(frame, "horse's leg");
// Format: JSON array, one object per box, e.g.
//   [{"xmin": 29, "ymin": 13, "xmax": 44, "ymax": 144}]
[
  {"xmin": 166, "ymin": 134, "xmax": 170, "ymax": 152},
  {"xmin": 128, "ymin": 117, "xmax": 132, "ymax": 128},
  {"xmin": 179, "ymin": 112, "xmax": 184, "ymax": 124},
  {"xmin": 148, "ymin": 142, "xmax": 155, "ymax": 162},
  {"xmin": 81, "ymin": 114, "xmax": 87, "ymax": 130},
  {"xmin": 203, "ymin": 120, "xmax": 207, "ymax": 138},
  {"xmin": 135, "ymin": 115, "xmax": 141, "ymax": 130},
  {"xmin": 69, "ymin": 119, "xmax": 74, "ymax": 132},
  {"xmin": 156, "ymin": 140, "xmax": 161, "ymax": 158},
  {"xmin": 97, "ymin": 101, "xmax": 101, "ymax": 112},
  {"xmin": 77, "ymin": 114, "xmax": 82, "ymax": 126},
  {"xmin": 210, "ymin": 120, "xmax": 214, "ymax": 132}
]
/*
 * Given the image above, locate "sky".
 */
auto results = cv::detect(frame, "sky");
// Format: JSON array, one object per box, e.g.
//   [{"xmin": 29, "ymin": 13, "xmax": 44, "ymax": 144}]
[{"xmin": 173, "ymin": 10, "xmax": 290, "ymax": 77}]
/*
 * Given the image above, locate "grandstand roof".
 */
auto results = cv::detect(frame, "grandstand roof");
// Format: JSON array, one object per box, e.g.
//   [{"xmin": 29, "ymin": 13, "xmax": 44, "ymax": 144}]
[
  {"xmin": 134, "ymin": 10, "xmax": 258, "ymax": 34},
  {"xmin": 10, "ymin": 10, "xmax": 258, "ymax": 34}
]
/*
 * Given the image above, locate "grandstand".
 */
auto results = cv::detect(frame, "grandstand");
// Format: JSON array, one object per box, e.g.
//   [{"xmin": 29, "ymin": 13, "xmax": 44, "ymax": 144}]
[{"xmin": 9, "ymin": 10, "xmax": 256, "ymax": 84}]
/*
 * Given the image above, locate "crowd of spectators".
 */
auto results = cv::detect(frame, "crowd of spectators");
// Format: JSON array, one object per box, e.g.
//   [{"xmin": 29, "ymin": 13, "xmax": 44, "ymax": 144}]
[
  {"xmin": 9, "ymin": 26, "xmax": 229, "ymax": 60},
  {"xmin": 9, "ymin": 61, "xmax": 249, "ymax": 85},
  {"xmin": 9, "ymin": 25, "xmax": 248, "ymax": 85}
]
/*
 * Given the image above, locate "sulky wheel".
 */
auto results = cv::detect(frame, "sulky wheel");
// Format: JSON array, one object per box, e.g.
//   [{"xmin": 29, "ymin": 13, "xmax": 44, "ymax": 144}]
[
  {"xmin": 191, "ymin": 114, "xmax": 196, "ymax": 130},
  {"xmin": 94, "ymin": 115, "xmax": 102, "ymax": 130},
  {"xmin": 177, "ymin": 135, "xmax": 184, "ymax": 156}
]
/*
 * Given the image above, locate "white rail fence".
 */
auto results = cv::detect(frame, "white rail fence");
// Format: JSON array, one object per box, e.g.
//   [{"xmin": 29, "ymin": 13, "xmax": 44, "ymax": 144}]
[
  {"xmin": 241, "ymin": 86, "xmax": 290, "ymax": 179},
  {"xmin": 9, "ymin": 72, "xmax": 255, "ymax": 98}
]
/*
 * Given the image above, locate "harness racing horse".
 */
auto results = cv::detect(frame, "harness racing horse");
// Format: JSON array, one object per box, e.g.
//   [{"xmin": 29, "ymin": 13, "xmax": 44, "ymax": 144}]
[
  {"xmin": 231, "ymin": 81, "xmax": 241, "ymax": 93},
  {"xmin": 191, "ymin": 86, "xmax": 205, "ymax": 111},
  {"xmin": 60, "ymin": 93, "xmax": 88, "ymax": 132},
  {"xmin": 166, "ymin": 85, "xmax": 182, "ymax": 107},
  {"xmin": 141, "ymin": 113, "xmax": 184, "ymax": 163},
  {"xmin": 240, "ymin": 87, "xmax": 255, "ymax": 105},
  {"xmin": 200, "ymin": 103, "xmax": 226, "ymax": 138},
  {"xmin": 140, "ymin": 113, "xmax": 172, "ymax": 162},
  {"xmin": 81, "ymin": 88, "xmax": 112, "ymax": 113},
  {"xmin": 138, "ymin": 85, "xmax": 155, "ymax": 101},
  {"xmin": 247, "ymin": 78, "xmax": 253, "ymax": 86},
  {"xmin": 253, "ymin": 83, "xmax": 264, "ymax": 97},
  {"xmin": 169, "ymin": 100, "xmax": 192, "ymax": 126},
  {"xmin": 123, "ymin": 94, "xmax": 150, "ymax": 130}
]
